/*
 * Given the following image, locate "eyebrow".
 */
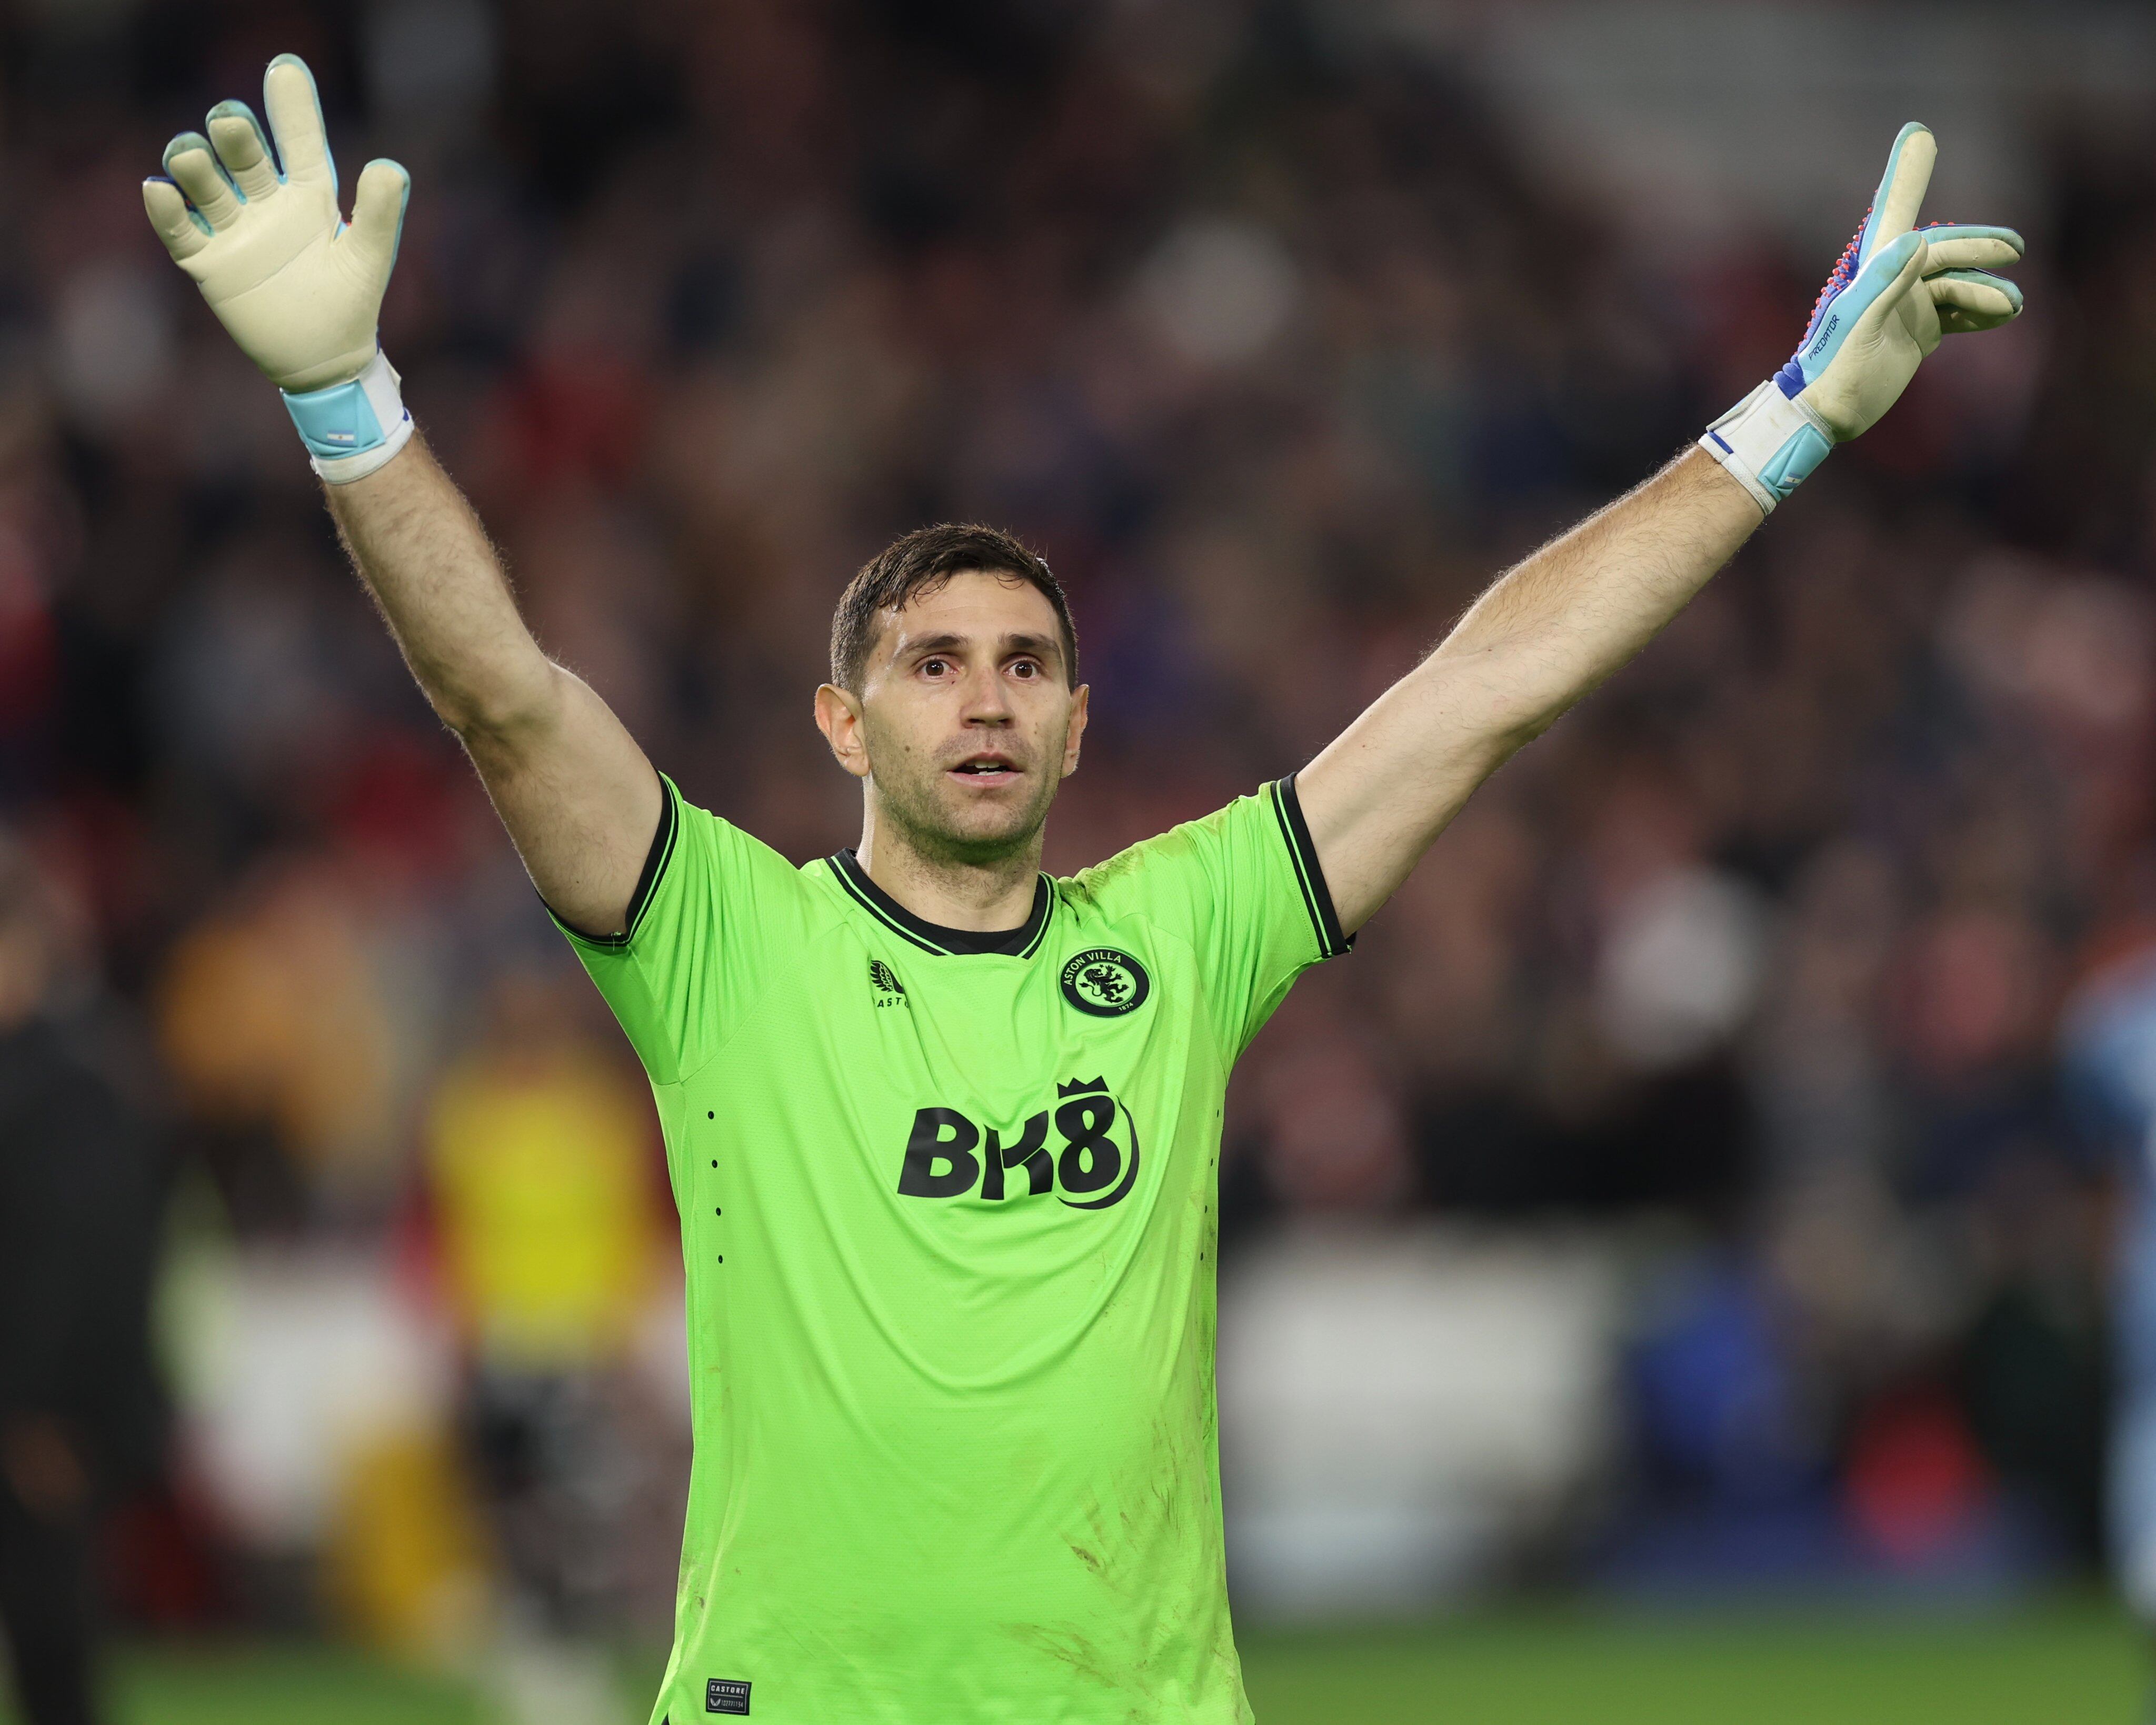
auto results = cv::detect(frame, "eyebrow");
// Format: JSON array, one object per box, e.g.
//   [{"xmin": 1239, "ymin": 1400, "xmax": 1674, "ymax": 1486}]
[{"xmin": 898, "ymin": 630, "xmax": 1065, "ymax": 670}]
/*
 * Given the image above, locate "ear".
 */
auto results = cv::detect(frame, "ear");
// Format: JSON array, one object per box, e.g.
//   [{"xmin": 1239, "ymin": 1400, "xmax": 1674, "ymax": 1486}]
[
  {"xmin": 1060, "ymin": 683, "xmax": 1089, "ymax": 779},
  {"xmin": 815, "ymin": 683, "xmax": 871, "ymax": 780}
]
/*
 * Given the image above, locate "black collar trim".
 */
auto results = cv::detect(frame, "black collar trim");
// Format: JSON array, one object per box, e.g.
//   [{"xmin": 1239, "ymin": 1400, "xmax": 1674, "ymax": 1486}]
[{"xmin": 826, "ymin": 850, "xmax": 1054, "ymax": 958}]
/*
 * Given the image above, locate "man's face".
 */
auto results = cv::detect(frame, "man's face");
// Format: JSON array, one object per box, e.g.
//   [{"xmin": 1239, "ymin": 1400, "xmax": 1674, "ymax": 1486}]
[{"xmin": 816, "ymin": 570, "xmax": 1087, "ymax": 864}]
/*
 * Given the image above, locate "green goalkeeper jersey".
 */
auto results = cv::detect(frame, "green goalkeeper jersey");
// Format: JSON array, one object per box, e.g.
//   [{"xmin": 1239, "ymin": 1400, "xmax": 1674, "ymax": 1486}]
[{"xmin": 554, "ymin": 773, "xmax": 1349, "ymax": 1724}]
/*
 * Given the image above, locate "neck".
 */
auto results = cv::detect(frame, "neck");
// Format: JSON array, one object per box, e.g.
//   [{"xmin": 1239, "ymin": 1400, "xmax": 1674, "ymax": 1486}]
[{"xmin": 855, "ymin": 802, "xmax": 1043, "ymax": 932}]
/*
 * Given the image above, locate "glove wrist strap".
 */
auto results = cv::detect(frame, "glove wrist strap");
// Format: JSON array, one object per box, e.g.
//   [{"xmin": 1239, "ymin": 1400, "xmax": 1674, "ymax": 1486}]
[
  {"xmin": 1699, "ymin": 376, "xmax": 1834, "ymax": 515},
  {"xmin": 282, "ymin": 349, "xmax": 413, "ymax": 485}
]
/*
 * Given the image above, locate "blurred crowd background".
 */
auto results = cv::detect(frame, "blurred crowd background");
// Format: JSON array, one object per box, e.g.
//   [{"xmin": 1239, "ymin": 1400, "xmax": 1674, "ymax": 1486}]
[{"xmin": 6, "ymin": 0, "xmax": 2156, "ymax": 1713}]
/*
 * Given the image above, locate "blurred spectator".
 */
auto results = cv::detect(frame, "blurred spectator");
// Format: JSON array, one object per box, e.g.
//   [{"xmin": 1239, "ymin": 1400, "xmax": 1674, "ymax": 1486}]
[
  {"xmin": 0, "ymin": 833, "xmax": 166, "ymax": 1725},
  {"xmin": 156, "ymin": 852, "xmax": 410, "ymax": 1221},
  {"xmin": 424, "ymin": 964, "xmax": 667, "ymax": 1642},
  {"xmin": 2060, "ymin": 939, "xmax": 2156, "ymax": 1616}
]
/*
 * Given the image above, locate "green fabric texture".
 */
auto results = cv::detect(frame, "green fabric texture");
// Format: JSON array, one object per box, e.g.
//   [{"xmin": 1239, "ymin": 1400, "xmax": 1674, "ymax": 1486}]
[{"xmin": 554, "ymin": 773, "xmax": 1345, "ymax": 1724}]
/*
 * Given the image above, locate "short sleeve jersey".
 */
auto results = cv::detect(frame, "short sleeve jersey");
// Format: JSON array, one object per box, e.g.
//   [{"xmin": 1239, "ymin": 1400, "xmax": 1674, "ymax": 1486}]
[{"xmin": 556, "ymin": 774, "xmax": 1349, "ymax": 1725}]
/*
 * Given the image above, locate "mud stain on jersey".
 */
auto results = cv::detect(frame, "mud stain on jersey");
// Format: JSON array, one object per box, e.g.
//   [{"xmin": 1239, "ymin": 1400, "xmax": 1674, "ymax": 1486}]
[{"xmin": 1006, "ymin": 1622, "xmax": 1119, "ymax": 1689}]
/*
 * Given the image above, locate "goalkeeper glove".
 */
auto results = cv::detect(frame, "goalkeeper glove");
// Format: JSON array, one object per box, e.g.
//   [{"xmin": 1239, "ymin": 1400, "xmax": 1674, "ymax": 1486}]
[
  {"xmin": 143, "ymin": 54, "xmax": 413, "ymax": 484},
  {"xmin": 1700, "ymin": 122, "xmax": 2024, "ymax": 515}
]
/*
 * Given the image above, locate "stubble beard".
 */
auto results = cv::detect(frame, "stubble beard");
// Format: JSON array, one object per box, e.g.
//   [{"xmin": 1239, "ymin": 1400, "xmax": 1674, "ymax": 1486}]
[{"xmin": 867, "ymin": 726, "xmax": 1065, "ymax": 871}]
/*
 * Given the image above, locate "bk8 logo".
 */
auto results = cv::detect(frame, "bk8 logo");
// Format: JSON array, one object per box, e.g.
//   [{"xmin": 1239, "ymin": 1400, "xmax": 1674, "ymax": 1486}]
[{"xmin": 896, "ymin": 1079, "xmax": 1141, "ymax": 1210}]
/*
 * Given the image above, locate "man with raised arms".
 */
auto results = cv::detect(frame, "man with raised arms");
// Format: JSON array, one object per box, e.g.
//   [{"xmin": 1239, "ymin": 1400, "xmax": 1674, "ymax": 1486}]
[{"xmin": 145, "ymin": 58, "xmax": 2022, "ymax": 1723}]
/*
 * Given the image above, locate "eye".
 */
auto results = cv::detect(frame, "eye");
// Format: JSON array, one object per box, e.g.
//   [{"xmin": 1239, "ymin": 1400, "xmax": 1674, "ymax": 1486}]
[
  {"xmin": 921, "ymin": 657, "xmax": 949, "ymax": 676},
  {"xmin": 1011, "ymin": 659, "xmax": 1040, "ymax": 680}
]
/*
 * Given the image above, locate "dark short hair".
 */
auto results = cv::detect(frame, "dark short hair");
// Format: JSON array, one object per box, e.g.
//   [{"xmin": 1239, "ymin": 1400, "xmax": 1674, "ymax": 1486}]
[{"xmin": 830, "ymin": 523, "xmax": 1077, "ymax": 692}]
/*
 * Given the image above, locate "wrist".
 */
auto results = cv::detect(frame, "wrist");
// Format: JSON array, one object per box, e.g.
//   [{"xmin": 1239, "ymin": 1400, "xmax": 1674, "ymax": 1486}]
[
  {"xmin": 1697, "ymin": 374, "xmax": 1834, "ymax": 515},
  {"xmin": 282, "ymin": 349, "xmax": 414, "ymax": 484}
]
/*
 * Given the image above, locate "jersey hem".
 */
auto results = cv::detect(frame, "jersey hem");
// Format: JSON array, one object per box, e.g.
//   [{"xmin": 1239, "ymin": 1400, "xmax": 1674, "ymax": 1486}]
[
  {"xmin": 544, "ymin": 771, "xmax": 681, "ymax": 949},
  {"xmin": 1270, "ymin": 774, "xmax": 1352, "ymax": 959}
]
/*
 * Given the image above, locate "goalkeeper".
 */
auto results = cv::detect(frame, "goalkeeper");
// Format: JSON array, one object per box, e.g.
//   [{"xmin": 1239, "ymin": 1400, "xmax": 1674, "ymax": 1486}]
[{"xmin": 146, "ymin": 57, "xmax": 2022, "ymax": 1725}]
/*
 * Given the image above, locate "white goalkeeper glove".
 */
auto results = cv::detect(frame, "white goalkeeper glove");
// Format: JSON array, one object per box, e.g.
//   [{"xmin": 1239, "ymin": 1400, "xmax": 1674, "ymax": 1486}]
[
  {"xmin": 1700, "ymin": 122, "xmax": 2024, "ymax": 515},
  {"xmin": 143, "ymin": 53, "xmax": 413, "ymax": 484}
]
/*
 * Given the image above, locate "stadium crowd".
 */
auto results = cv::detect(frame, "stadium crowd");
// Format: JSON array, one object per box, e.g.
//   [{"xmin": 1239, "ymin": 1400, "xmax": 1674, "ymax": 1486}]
[{"xmin": 2, "ymin": 0, "xmax": 2149, "ymax": 1660}]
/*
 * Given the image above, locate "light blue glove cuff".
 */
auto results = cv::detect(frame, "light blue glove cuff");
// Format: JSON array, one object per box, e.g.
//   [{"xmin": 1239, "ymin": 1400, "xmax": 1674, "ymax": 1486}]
[
  {"xmin": 281, "ymin": 349, "xmax": 413, "ymax": 484},
  {"xmin": 1699, "ymin": 376, "xmax": 1834, "ymax": 515}
]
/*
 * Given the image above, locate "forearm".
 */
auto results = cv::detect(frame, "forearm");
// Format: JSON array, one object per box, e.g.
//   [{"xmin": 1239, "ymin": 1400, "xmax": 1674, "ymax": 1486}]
[
  {"xmin": 1300, "ymin": 448, "xmax": 1759, "ymax": 928},
  {"xmin": 323, "ymin": 436, "xmax": 557, "ymax": 738},
  {"xmin": 1431, "ymin": 446, "xmax": 1760, "ymax": 745}
]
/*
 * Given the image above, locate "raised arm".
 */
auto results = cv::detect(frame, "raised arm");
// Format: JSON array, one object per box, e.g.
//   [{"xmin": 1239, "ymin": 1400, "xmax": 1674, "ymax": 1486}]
[
  {"xmin": 143, "ymin": 55, "xmax": 657, "ymax": 936},
  {"xmin": 1301, "ymin": 448, "xmax": 1756, "ymax": 934},
  {"xmin": 1297, "ymin": 122, "xmax": 2024, "ymax": 935},
  {"xmin": 321, "ymin": 444, "xmax": 661, "ymax": 934}
]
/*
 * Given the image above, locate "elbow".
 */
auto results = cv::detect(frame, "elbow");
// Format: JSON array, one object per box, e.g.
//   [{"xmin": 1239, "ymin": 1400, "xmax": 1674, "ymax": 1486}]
[
  {"xmin": 433, "ymin": 690, "xmax": 508, "ymax": 742},
  {"xmin": 1479, "ymin": 652, "xmax": 1611, "ymax": 753},
  {"xmin": 437, "ymin": 663, "xmax": 564, "ymax": 747},
  {"xmin": 1504, "ymin": 703, "xmax": 1565, "ymax": 751},
  {"xmin": 1430, "ymin": 644, "xmax": 1575, "ymax": 761},
  {"xmin": 1475, "ymin": 688, "xmax": 1568, "ymax": 759}
]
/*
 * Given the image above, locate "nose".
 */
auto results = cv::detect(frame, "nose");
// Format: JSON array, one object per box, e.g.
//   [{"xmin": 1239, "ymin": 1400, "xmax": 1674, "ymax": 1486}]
[{"xmin": 960, "ymin": 662, "xmax": 1012, "ymax": 723}]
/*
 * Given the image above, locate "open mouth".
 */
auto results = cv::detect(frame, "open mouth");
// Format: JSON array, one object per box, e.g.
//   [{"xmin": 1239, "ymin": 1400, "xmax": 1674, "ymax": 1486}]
[{"xmin": 948, "ymin": 753, "xmax": 1023, "ymax": 786}]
